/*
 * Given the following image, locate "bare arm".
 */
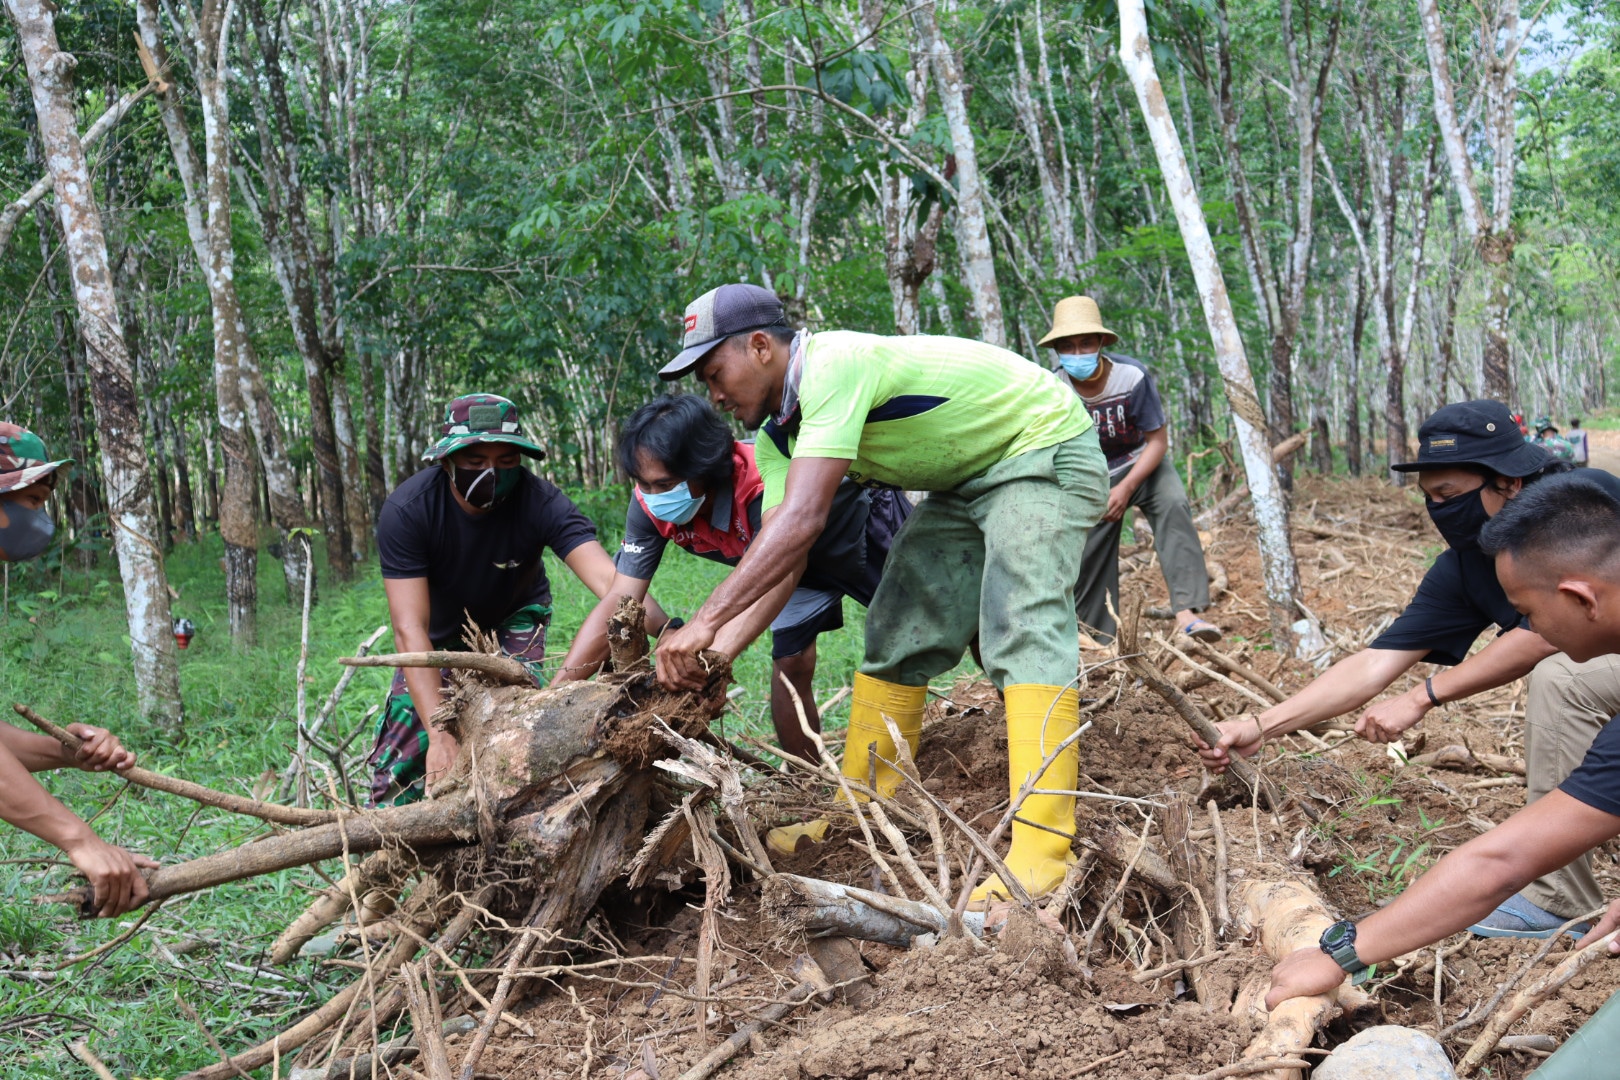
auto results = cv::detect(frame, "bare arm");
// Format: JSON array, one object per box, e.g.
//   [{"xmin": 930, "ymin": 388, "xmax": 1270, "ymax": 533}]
[
  {"xmin": 559, "ymin": 540, "xmax": 669, "ymax": 629},
  {"xmin": 550, "ymin": 571, "xmax": 653, "ymax": 685},
  {"xmin": 1356, "ymin": 627, "xmax": 1557, "ymax": 742},
  {"xmin": 382, "ymin": 577, "xmax": 453, "ymax": 787},
  {"xmin": 1196, "ymin": 646, "xmax": 1426, "ymax": 769},
  {"xmin": 711, "ymin": 520, "xmax": 807, "ymax": 660},
  {"xmin": 0, "ymin": 720, "xmax": 137, "ymax": 773},
  {"xmin": 654, "ymin": 457, "xmax": 850, "ymax": 688},
  {"xmin": 1101, "ymin": 427, "xmax": 1169, "ymax": 523},
  {"xmin": 1267, "ymin": 790, "xmax": 1620, "ymax": 1008},
  {"xmin": 0, "ymin": 738, "xmax": 156, "ymax": 917}
]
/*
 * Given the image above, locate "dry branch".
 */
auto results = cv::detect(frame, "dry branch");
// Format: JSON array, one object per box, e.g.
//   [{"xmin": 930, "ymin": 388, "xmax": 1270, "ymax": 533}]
[
  {"xmin": 762, "ymin": 873, "xmax": 985, "ymax": 947},
  {"xmin": 1409, "ymin": 744, "xmax": 1526, "ymax": 777},
  {"xmin": 676, "ymin": 959, "xmax": 820, "ymax": 1080},
  {"xmin": 1456, "ymin": 926, "xmax": 1620, "ymax": 1076},
  {"xmin": 1187, "ymin": 642, "xmax": 1288, "ymax": 704},
  {"xmin": 339, "ymin": 651, "xmax": 535, "ymax": 684},
  {"xmin": 14, "ymin": 704, "xmax": 339, "ymax": 826},
  {"xmin": 270, "ymin": 850, "xmax": 414, "ymax": 966}
]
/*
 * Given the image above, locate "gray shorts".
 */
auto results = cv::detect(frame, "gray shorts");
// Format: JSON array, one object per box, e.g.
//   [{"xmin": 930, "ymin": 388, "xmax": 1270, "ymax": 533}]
[{"xmin": 770, "ymin": 585, "xmax": 846, "ymax": 658}]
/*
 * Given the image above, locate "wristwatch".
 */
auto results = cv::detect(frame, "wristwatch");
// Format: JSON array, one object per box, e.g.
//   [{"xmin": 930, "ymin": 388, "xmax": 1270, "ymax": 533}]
[{"xmin": 1319, "ymin": 919, "xmax": 1372, "ymax": 984}]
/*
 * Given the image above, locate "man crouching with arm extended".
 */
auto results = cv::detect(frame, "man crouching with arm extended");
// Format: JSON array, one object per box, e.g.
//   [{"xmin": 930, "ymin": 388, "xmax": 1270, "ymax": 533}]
[{"xmin": 1267, "ymin": 475, "xmax": 1620, "ymax": 1075}]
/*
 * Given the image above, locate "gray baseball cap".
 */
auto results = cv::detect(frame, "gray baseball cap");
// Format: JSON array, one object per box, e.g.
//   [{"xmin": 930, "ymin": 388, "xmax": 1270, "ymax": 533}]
[{"xmin": 659, "ymin": 283, "xmax": 789, "ymax": 380}]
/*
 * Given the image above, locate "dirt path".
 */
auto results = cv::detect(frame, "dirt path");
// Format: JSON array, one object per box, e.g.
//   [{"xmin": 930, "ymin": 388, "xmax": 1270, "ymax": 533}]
[{"xmin": 1583, "ymin": 428, "xmax": 1620, "ymax": 472}]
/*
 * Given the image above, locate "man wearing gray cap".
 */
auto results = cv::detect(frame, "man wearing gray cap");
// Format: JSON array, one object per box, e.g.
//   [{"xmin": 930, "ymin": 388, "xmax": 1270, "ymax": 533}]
[{"xmin": 653, "ymin": 283, "xmax": 1109, "ymax": 904}]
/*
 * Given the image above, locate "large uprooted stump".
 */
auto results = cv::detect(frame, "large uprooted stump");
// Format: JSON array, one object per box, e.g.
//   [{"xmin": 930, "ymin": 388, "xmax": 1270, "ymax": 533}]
[{"xmin": 41, "ymin": 599, "xmax": 729, "ymax": 1080}]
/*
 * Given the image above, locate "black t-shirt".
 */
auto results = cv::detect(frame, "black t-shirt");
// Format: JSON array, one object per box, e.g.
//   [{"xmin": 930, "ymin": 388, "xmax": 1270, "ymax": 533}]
[
  {"xmin": 617, "ymin": 479, "xmax": 873, "ymax": 599},
  {"xmin": 1560, "ymin": 714, "xmax": 1620, "ymax": 818},
  {"xmin": 1371, "ymin": 468, "xmax": 1620, "ymax": 665},
  {"xmin": 377, "ymin": 467, "xmax": 597, "ymax": 644}
]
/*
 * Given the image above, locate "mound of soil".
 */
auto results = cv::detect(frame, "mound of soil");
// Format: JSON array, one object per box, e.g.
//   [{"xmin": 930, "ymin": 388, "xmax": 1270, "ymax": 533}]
[{"xmin": 419, "ymin": 473, "xmax": 1613, "ymax": 1080}]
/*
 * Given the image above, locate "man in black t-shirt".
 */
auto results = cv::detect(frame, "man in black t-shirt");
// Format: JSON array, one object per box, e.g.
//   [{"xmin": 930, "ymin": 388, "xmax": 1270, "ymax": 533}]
[
  {"xmin": 1266, "ymin": 477, "xmax": 1620, "ymax": 1076},
  {"xmin": 1197, "ymin": 400, "xmax": 1620, "ymax": 937},
  {"xmin": 367, "ymin": 393, "xmax": 629, "ymax": 806},
  {"xmin": 552, "ymin": 395, "xmax": 906, "ymax": 769}
]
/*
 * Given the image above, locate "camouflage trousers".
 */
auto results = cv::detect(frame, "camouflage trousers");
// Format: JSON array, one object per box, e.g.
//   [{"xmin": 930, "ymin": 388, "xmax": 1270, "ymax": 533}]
[{"xmin": 366, "ymin": 605, "xmax": 550, "ymax": 807}]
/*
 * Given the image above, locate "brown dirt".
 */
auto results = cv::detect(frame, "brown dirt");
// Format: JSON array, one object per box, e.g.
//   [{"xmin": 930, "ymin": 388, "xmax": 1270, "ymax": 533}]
[{"xmin": 424, "ymin": 473, "xmax": 1609, "ymax": 1079}]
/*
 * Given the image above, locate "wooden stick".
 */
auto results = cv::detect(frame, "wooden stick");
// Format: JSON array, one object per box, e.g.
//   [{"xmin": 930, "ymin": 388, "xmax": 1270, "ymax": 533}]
[
  {"xmin": 13, "ymin": 704, "xmax": 339, "ymax": 826},
  {"xmin": 1188, "ymin": 641, "xmax": 1288, "ymax": 703},
  {"xmin": 68, "ymin": 1041, "xmax": 119, "ymax": 1080},
  {"xmin": 1113, "ymin": 603, "xmax": 1290, "ymax": 815},
  {"xmin": 1156, "ymin": 635, "xmax": 1274, "ymax": 710},
  {"xmin": 1206, "ymin": 800, "xmax": 1231, "ymax": 933},
  {"xmin": 1456, "ymin": 926, "xmax": 1620, "ymax": 1076},
  {"xmin": 676, "ymin": 966, "xmax": 819, "ymax": 1080},
  {"xmin": 1180, "ymin": 1059, "xmax": 1312, "ymax": 1080},
  {"xmin": 338, "ymin": 651, "xmax": 534, "ymax": 685}
]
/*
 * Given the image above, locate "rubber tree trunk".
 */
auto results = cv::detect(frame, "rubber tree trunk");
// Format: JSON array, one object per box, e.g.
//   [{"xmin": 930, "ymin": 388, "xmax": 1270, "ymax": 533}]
[
  {"xmin": 1119, "ymin": 0, "xmax": 1301, "ymax": 648},
  {"xmin": 912, "ymin": 0, "xmax": 1004, "ymax": 347},
  {"xmin": 9, "ymin": 0, "xmax": 184, "ymax": 727},
  {"xmin": 1419, "ymin": 0, "xmax": 1519, "ymax": 404}
]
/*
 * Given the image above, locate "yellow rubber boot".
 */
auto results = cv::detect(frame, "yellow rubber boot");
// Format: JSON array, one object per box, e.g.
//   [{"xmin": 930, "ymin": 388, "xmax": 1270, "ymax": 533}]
[
  {"xmin": 766, "ymin": 674, "xmax": 926, "ymax": 857},
  {"xmin": 840, "ymin": 672, "xmax": 927, "ymax": 801},
  {"xmin": 970, "ymin": 684, "xmax": 1081, "ymax": 904}
]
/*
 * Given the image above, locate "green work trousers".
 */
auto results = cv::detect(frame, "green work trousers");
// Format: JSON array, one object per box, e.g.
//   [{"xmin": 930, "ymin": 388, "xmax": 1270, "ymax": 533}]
[
  {"xmin": 1075, "ymin": 457, "xmax": 1211, "ymax": 639},
  {"xmin": 861, "ymin": 431, "xmax": 1109, "ymax": 690},
  {"xmin": 1531, "ymin": 986, "xmax": 1620, "ymax": 1078}
]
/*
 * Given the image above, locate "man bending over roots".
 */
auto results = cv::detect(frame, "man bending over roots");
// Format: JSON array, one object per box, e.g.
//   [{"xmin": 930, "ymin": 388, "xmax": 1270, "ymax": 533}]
[
  {"xmin": 1198, "ymin": 400, "xmax": 1620, "ymax": 938},
  {"xmin": 0, "ymin": 423, "xmax": 153, "ymax": 916},
  {"xmin": 551, "ymin": 394, "xmax": 908, "ymax": 776},
  {"xmin": 652, "ymin": 283, "xmax": 1109, "ymax": 903},
  {"xmin": 1267, "ymin": 475, "xmax": 1620, "ymax": 1077}
]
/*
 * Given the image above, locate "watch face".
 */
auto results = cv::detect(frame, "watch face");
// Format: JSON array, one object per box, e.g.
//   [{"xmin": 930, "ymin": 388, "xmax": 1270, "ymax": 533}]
[{"xmin": 1321, "ymin": 920, "xmax": 1354, "ymax": 948}]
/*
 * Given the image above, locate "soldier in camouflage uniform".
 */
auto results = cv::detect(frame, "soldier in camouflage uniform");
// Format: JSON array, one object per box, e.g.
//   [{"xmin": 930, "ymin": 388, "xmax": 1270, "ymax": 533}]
[
  {"xmin": 366, "ymin": 394, "xmax": 641, "ymax": 805},
  {"xmin": 0, "ymin": 422, "xmax": 156, "ymax": 917}
]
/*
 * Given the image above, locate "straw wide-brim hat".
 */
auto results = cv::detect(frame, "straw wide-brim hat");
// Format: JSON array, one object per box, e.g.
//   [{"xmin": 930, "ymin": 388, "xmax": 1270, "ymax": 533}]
[{"xmin": 1038, "ymin": 295, "xmax": 1118, "ymax": 348}]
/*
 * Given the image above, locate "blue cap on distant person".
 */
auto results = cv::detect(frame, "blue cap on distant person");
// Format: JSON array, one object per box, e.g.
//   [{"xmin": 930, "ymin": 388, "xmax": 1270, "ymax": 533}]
[{"xmin": 659, "ymin": 284, "xmax": 789, "ymax": 381}]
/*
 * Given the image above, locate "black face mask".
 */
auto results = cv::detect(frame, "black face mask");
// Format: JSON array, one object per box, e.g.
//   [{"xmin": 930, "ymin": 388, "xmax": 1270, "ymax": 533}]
[
  {"xmin": 1426, "ymin": 485, "xmax": 1492, "ymax": 551},
  {"xmin": 451, "ymin": 465, "xmax": 523, "ymax": 509}
]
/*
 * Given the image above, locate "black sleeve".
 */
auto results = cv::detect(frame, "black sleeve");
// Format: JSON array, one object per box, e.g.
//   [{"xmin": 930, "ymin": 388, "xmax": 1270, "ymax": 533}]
[
  {"xmin": 614, "ymin": 498, "xmax": 667, "ymax": 580},
  {"xmin": 532, "ymin": 479, "xmax": 599, "ymax": 560},
  {"xmin": 1559, "ymin": 716, "xmax": 1620, "ymax": 818},
  {"xmin": 1368, "ymin": 550, "xmax": 1498, "ymax": 666},
  {"xmin": 376, "ymin": 494, "xmax": 430, "ymax": 579}
]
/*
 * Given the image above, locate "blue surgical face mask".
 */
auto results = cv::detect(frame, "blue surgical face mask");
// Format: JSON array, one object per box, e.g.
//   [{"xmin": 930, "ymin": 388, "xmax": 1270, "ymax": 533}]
[
  {"xmin": 1057, "ymin": 350, "xmax": 1101, "ymax": 381},
  {"xmin": 0, "ymin": 502, "xmax": 54, "ymax": 562},
  {"xmin": 641, "ymin": 481, "xmax": 705, "ymax": 525}
]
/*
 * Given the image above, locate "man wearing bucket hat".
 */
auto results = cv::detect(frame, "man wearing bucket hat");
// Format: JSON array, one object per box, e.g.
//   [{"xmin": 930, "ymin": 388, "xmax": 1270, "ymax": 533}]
[
  {"xmin": 0, "ymin": 422, "xmax": 156, "ymax": 916},
  {"xmin": 1197, "ymin": 399, "xmax": 1620, "ymax": 937},
  {"xmin": 366, "ymin": 394, "xmax": 635, "ymax": 806},
  {"xmin": 1040, "ymin": 295, "xmax": 1220, "ymax": 644},
  {"xmin": 652, "ymin": 283, "xmax": 1110, "ymax": 904}
]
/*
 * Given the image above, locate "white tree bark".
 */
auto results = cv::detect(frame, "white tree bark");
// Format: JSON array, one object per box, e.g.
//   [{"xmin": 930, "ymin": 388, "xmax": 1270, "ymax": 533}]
[
  {"xmin": 8, "ymin": 0, "xmax": 184, "ymax": 726},
  {"xmin": 1418, "ymin": 0, "xmax": 1519, "ymax": 402},
  {"xmin": 912, "ymin": 1, "xmax": 1004, "ymax": 346},
  {"xmin": 1119, "ymin": 0, "xmax": 1300, "ymax": 645}
]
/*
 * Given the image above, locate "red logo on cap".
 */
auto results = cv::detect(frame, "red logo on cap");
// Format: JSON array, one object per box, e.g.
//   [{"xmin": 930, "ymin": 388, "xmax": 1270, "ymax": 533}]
[{"xmin": 683, "ymin": 314, "xmax": 698, "ymax": 334}]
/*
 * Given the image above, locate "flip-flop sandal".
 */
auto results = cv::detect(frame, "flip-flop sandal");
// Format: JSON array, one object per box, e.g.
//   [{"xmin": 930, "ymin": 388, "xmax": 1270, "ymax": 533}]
[
  {"xmin": 1468, "ymin": 893, "xmax": 1591, "ymax": 939},
  {"xmin": 1179, "ymin": 618, "xmax": 1222, "ymax": 643}
]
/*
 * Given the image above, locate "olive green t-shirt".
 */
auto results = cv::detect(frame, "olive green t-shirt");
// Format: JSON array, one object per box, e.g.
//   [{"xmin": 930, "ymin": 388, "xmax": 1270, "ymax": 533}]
[{"xmin": 755, "ymin": 331, "xmax": 1091, "ymax": 509}]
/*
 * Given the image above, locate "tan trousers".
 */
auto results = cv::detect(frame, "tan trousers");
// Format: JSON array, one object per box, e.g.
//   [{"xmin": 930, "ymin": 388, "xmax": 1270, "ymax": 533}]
[{"xmin": 1520, "ymin": 653, "xmax": 1620, "ymax": 919}]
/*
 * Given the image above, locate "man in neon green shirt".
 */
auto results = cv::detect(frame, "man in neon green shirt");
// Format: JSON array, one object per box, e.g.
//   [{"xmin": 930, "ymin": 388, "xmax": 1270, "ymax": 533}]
[{"xmin": 654, "ymin": 283, "xmax": 1108, "ymax": 902}]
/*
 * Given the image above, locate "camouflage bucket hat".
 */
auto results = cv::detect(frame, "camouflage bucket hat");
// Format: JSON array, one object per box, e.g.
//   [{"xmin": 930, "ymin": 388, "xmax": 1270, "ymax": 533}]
[
  {"xmin": 422, "ymin": 393, "xmax": 547, "ymax": 463},
  {"xmin": 0, "ymin": 421, "xmax": 73, "ymax": 495}
]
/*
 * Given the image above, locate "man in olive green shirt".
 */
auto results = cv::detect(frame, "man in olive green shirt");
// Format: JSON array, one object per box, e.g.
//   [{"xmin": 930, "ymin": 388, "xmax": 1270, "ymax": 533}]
[{"xmin": 655, "ymin": 284, "xmax": 1108, "ymax": 902}]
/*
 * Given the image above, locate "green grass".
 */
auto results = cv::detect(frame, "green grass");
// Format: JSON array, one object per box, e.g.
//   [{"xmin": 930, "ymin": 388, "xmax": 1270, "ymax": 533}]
[{"xmin": 0, "ymin": 522, "xmax": 890, "ymax": 1077}]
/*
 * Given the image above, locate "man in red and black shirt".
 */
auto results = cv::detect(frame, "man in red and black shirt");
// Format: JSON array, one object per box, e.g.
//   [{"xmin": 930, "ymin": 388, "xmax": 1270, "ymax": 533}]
[{"xmin": 553, "ymin": 394, "xmax": 905, "ymax": 760}]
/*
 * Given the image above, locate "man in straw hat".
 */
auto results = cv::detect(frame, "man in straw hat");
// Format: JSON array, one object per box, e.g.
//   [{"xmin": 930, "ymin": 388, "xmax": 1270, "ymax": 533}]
[
  {"xmin": 1040, "ymin": 295, "xmax": 1220, "ymax": 644},
  {"xmin": 365, "ymin": 393, "xmax": 652, "ymax": 806},
  {"xmin": 0, "ymin": 422, "xmax": 156, "ymax": 916},
  {"xmin": 651, "ymin": 283, "xmax": 1109, "ymax": 903}
]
